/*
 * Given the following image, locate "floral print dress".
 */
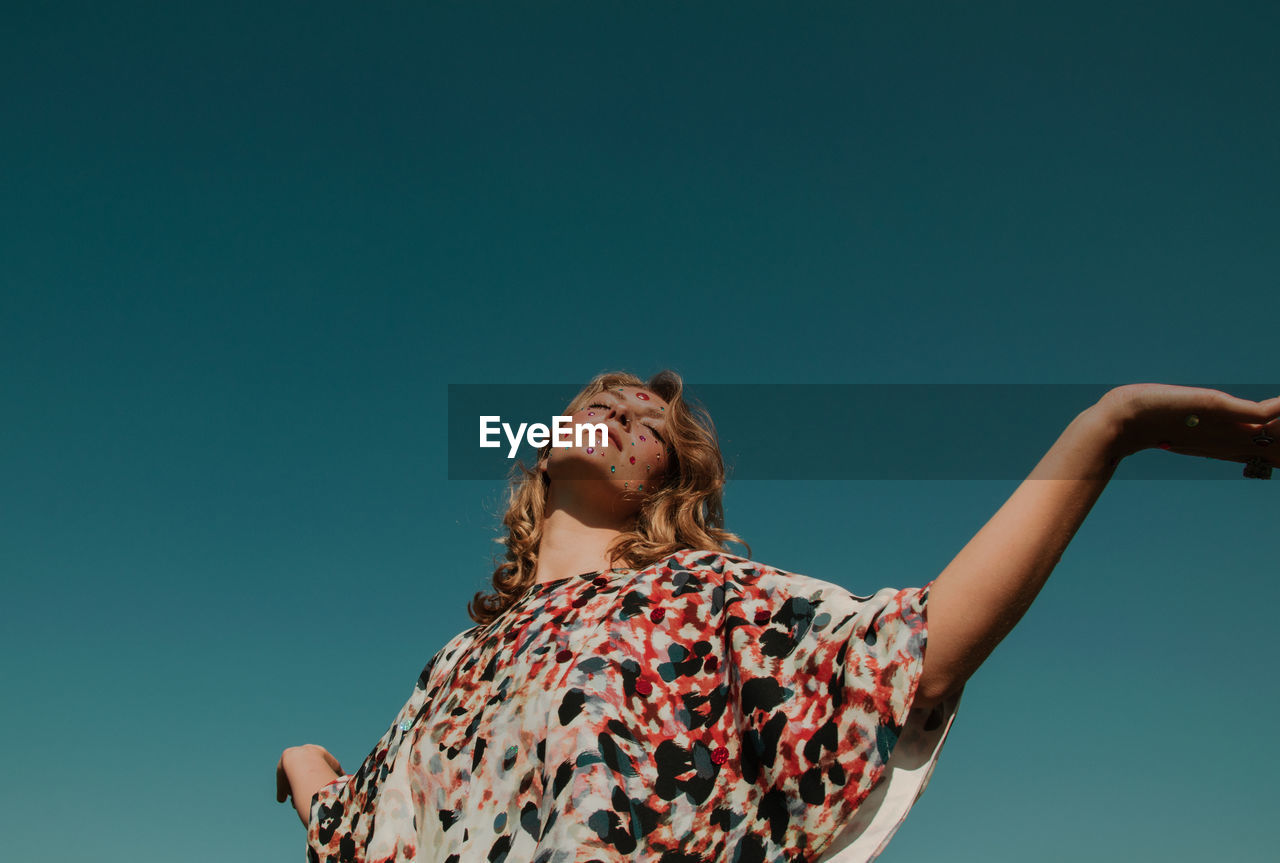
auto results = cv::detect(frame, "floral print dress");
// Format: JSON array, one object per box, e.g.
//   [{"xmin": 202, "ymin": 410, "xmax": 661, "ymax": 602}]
[{"xmin": 306, "ymin": 550, "xmax": 963, "ymax": 863}]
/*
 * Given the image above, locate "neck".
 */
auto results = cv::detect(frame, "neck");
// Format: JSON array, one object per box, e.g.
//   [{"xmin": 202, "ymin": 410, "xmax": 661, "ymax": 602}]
[{"xmin": 533, "ymin": 483, "xmax": 635, "ymax": 584}]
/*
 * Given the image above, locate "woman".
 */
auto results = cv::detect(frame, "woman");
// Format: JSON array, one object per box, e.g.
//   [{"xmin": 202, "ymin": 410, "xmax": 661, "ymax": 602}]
[{"xmin": 277, "ymin": 371, "xmax": 1278, "ymax": 862}]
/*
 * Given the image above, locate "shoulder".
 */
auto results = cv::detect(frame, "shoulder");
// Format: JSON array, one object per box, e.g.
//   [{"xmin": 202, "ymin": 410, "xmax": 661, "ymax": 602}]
[
  {"xmin": 665, "ymin": 548, "xmax": 779, "ymax": 579},
  {"xmin": 415, "ymin": 624, "xmax": 484, "ymax": 691},
  {"xmin": 667, "ymin": 548, "xmax": 864, "ymax": 591},
  {"xmin": 663, "ymin": 549, "xmax": 875, "ymax": 606}
]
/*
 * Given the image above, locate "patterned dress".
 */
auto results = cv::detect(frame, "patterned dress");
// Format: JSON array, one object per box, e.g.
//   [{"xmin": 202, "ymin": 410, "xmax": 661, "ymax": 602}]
[{"xmin": 306, "ymin": 550, "xmax": 963, "ymax": 863}]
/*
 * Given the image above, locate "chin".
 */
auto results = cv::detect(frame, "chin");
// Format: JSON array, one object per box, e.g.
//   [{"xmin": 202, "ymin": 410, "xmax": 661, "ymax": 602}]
[{"xmin": 546, "ymin": 453, "xmax": 617, "ymax": 483}]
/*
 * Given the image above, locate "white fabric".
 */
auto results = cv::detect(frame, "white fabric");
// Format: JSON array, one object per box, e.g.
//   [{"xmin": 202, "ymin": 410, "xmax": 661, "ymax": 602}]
[{"xmin": 819, "ymin": 686, "xmax": 965, "ymax": 862}]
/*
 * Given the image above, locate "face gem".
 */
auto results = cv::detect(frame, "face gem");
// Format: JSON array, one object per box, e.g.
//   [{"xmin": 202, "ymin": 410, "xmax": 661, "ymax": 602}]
[
  {"xmin": 586, "ymin": 447, "xmax": 594, "ymax": 454},
  {"xmin": 645, "ymin": 465, "xmax": 650, "ymax": 471},
  {"xmin": 638, "ymin": 484, "xmax": 643, "ymax": 490},
  {"xmin": 588, "ymin": 412, "xmax": 595, "ymax": 417},
  {"xmin": 638, "ymin": 435, "xmax": 645, "ymax": 441},
  {"xmin": 610, "ymin": 465, "xmax": 616, "ymax": 473},
  {"xmin": 629, "ymin": 456, "xmax": 636, "ymax": 464},
  {"xmin": 624, "ymin": 481, "xmax": 629, "ymax": 488},
  {"xmin": 636, "ymin": 392, "xmax": 650, "ymax": 400}
]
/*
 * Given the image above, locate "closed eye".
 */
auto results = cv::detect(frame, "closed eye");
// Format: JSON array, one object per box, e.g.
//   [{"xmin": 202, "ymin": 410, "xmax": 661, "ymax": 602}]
[{"xmin": 585, "ymin": 400, "xmax": 664, "ymax": 443}]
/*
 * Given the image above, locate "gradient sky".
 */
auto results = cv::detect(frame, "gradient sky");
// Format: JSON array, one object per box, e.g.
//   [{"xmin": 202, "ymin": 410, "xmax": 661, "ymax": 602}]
[{"xmin": 2, "ymin": 3, "xmax": 1277, "ymax": 861}]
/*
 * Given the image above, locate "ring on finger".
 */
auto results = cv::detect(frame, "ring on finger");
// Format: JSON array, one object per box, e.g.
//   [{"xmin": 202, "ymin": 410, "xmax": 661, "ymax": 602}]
[{"xmin": 1244, "ymin": 456, "xmax": 1272, "ymax": 480}]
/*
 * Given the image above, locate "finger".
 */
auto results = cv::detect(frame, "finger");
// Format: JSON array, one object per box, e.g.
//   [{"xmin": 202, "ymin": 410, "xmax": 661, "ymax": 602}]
[
  {"xmin": 1199, "ymin": 393, "xmax": 1280, "ymax": 423},
  {"xmin": 277, "ymin": 751, "xmax": 300, "ymax": 804},
  {"xmin": 1159, "ymin": 424, "xmax": 1278, "ymax": 462},
  {"xmin": 1157, "ymin": 414, "xmax": 1271, "ymax": 451}
]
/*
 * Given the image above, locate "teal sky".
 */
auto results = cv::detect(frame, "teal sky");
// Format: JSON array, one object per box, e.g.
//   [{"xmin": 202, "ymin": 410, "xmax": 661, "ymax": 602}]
[{"xmin": 3, "ymin": 3, "xmax": 1277, "ymax": 861}]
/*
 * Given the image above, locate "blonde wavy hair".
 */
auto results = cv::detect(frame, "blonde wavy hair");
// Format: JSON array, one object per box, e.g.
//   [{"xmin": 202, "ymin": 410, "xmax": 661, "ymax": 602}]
[{"xmin": 468, "ymin": 370, "xmax": 747, "ymax": 625}]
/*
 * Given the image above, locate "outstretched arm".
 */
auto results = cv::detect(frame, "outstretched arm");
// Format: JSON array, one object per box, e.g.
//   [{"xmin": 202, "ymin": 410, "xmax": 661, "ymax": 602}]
[{"xmin": 914, "ymin": 384, "xmax": 1280, "ymax": 708}]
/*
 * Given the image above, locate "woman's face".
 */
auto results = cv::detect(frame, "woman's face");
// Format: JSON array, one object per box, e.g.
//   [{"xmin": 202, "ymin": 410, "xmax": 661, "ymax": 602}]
[{"xmin": 544, "ymin": 385, "xmax": 671, "ymax": 505}]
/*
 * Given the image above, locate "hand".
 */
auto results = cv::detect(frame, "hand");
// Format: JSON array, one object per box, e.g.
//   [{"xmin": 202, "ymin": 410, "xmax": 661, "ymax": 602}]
[
  {"xmin": 1100, "ymin": 384, "xmax": 1280, "ymax": 468},
  {"xmin": 276, "ymin": 744, "xmax": 344, "ymax": 804}
]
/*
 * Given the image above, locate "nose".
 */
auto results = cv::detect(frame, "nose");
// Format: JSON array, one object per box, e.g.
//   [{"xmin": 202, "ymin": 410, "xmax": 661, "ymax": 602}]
[{"xmin": 610, "ymin": 405, "xmax": 631, "ymax": 428}]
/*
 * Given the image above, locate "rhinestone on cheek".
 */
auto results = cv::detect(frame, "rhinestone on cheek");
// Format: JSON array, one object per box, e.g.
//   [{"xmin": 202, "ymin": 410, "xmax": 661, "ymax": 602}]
[{"xmin": 636, "ymin": 392, "xmax": 650, "ymax": 400}]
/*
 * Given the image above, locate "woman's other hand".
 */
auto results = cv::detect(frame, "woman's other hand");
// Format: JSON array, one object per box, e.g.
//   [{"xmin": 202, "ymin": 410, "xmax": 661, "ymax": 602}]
[
  {"xmin": 1099, "ymin": 384, "xmax": 1280, "ymax": 470},
  {"xmin": 276, "ymin": 744, "xmax": 344, "ymax": 826}
]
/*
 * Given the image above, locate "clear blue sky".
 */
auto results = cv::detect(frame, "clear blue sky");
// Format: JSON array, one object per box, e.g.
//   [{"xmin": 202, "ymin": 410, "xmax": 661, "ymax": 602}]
[{"xmin": 2, "ymin": 3, "xmax": 1277, "ymax": 861}]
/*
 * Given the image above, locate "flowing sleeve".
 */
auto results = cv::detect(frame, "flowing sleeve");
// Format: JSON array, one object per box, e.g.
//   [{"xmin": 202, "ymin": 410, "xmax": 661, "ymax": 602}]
[
  {"xmin": 722, "ymin": 561, "xmax": 963, "ymax": 862},
  {"xmin": 305, "ymin": 628, "xmax": 478, "ymax": 863}
]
